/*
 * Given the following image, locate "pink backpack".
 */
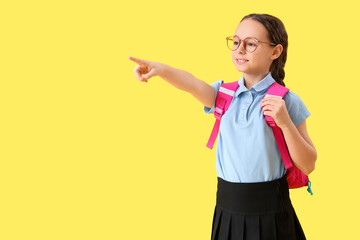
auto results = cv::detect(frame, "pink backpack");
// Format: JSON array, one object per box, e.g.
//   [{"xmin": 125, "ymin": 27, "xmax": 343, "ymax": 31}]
[{"xmin": 206, "ymin": 81, "xmax": 313, "ymax": 195}]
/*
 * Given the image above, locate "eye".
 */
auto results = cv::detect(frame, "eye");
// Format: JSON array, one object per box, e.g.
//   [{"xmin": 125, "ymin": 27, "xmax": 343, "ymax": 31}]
[{"xmin": 234, "ymin": 41, "xmax": 240, "ymax": 46}]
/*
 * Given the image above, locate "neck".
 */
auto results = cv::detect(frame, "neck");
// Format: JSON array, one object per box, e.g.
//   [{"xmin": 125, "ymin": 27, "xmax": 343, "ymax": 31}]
[{"xmin": 243, "ymin": 72, "xmax": 269, "ymax": 90}]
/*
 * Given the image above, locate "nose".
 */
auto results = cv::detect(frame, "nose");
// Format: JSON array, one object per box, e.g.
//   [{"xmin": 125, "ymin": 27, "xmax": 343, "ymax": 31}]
[{"xmin": 236, "ymin": 40, "xmax": 246, "ymax": 54}]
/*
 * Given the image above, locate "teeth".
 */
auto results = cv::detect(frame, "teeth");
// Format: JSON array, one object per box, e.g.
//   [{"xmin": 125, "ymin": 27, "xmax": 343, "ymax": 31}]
[{"xmin": 237, "ymin": 59, "xmax": 247, "ymax": 62}]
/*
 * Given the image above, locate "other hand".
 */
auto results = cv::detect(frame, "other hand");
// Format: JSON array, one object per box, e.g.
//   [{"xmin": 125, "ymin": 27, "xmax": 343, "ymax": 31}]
[{"xmin": 260, "ymin": 97, "xmax": 292, "ymax": 129}]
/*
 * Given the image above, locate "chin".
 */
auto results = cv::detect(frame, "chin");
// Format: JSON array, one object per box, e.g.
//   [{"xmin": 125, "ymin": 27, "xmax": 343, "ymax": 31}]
[{"xmin": 234, "ymin": 65, "xmax": 247, "ymax": 73}]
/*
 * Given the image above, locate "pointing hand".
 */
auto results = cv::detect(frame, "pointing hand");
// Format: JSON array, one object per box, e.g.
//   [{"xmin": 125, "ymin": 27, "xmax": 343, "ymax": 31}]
[{"xmin": 128, "ymin": 56, "xmax": 165, "ymax": 83}]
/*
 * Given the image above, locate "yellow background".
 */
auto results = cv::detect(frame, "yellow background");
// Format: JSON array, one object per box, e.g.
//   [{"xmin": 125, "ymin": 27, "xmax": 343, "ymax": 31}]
[{"xmin": 1, "ymin": 0, "xmax": 359, "ymax": 239}]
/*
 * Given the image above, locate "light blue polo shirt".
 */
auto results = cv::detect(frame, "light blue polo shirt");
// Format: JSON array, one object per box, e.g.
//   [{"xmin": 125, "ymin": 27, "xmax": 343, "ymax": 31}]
[{"xmin": 204, "ymin": 72, "xmax": 311, "ymax": 183}]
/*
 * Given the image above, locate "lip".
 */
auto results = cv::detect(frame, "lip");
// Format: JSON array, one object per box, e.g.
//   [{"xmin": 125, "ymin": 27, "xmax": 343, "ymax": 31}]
[{"xmin": 235, "ymin": 58, "xmax": 249, "ymax": 65}]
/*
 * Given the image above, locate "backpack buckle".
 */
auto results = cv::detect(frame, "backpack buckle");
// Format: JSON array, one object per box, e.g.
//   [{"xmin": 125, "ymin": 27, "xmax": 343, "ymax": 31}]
[{"xmin": 214, "ymin": 107, "xmax": 224, "ymax": 120}]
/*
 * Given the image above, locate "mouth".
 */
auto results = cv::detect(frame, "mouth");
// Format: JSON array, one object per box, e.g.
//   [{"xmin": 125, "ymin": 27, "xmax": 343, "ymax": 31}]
[{"xmin": 235, "ymin": 59, "xmax": 249, "ymax": 64}]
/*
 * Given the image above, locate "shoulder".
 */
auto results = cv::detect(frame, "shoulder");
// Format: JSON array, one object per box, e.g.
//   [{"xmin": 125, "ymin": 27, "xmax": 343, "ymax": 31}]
[
  {"xmin": 283, "ymin": 91, "xmax": 302, "ymax": 103},
  {"xmin": 210, "ymin": 79, "xmax": 224, "ymax": 92},
  {"xmin": 203, "ymin": 79, "xmax": 224, "ymax": 114},
  {"xmin": 283, "ymin": 91, "xmax": 306, "ymax": 110}
]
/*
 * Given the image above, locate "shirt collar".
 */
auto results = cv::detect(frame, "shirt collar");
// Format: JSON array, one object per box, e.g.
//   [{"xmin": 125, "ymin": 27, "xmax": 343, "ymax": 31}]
[{"xmin": 235, "ymin": 72, "xmax": 275, "ymax": 97}]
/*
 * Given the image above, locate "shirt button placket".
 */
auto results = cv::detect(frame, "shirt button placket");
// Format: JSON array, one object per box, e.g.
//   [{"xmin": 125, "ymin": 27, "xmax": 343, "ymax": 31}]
[{"xmin": 243, "ymin": 94, "xmax": 252, "ymax": 121}]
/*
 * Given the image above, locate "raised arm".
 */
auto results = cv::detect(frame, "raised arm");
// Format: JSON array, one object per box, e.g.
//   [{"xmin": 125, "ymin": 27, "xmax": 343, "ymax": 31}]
[{"xmin": 128, "ymin": 56, "xmax": 215, "ymax": 108}]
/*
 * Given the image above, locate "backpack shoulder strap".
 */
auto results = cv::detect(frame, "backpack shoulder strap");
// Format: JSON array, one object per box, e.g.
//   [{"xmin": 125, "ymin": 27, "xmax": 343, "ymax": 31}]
[
  {"xmin": 263, "ymin": 82, "xmax": 294, "ymax": 169},
  {"xmin": 216, "ymin": 81, "xmax": 239, "ymax": 114},
  {"xmin": 264, "ymin": 82, "xmax": 289, "ymax": 126},
  {"xmin": 206, "ymin": 81, "xmax": 239, "ymax": 149}
]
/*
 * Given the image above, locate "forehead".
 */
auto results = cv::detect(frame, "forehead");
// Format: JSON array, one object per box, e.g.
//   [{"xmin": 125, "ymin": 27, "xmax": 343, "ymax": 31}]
[{"xmin": 234, "ymin": 18, "xmax": 269, "ymax": 40}]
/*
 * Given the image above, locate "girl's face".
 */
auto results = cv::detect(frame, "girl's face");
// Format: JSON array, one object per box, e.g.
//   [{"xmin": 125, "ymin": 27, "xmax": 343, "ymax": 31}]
[{"xmin": 232, "ymin": 18, "xmax": 279, "ymax": 76}]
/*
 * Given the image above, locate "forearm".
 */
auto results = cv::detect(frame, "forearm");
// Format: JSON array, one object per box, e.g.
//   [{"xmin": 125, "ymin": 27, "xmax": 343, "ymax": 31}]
[
  {"xmin": 158, "ymin": 63, "xmax": 214, "ymax": 107},
  {"xmin": 281, "ymin": 122, "xmax": 317, "ymax": 175},
  {"xmin": 158, "ymin": 63, "xmax": 199, "ymax": 94}
]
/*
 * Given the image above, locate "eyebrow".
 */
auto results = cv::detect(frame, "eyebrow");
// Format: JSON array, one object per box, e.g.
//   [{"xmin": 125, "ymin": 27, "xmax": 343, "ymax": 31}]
[{"xmin": 233, "ymin": 34, "xmax": 257, "ymax": 39}]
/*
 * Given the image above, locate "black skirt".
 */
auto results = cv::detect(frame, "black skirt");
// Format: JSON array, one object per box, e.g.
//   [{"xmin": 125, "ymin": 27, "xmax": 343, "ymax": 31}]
[{"xmin": 211, "ymin": 175, "xmax": 306, "ymax": 240}]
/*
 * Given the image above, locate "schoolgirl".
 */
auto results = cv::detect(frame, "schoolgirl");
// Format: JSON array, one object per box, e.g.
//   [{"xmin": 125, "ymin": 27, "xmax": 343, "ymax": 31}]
[{"xmin": 129, "ymin": 13, "xmax": 317, "ymax": 240}]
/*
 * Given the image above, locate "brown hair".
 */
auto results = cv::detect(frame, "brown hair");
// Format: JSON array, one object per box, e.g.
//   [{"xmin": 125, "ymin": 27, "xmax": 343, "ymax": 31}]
[{"xmin": 241, "ymin": 13, "xmax": 288, "ymax": 86}]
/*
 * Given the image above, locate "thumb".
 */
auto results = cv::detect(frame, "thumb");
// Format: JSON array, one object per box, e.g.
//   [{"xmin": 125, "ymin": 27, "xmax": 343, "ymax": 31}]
[{"xmin": 141, "ymin": 68, "xmax": 157, "ymax": 82}]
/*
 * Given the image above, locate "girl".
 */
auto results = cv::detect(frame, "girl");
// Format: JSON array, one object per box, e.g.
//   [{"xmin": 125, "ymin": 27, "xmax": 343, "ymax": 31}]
[{"xmin": 128, "ymin": 13, "xmax": 317, "ymax": 240}]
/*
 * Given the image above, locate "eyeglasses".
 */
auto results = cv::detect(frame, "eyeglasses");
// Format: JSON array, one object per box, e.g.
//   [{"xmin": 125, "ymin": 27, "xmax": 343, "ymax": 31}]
[{"xmin": 226, "ymin": 35, "xmax": 277, "ymax": 52}]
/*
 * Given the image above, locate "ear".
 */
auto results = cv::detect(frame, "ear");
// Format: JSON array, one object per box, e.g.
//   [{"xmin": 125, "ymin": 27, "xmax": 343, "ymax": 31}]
[{"xmin": 270, "ymin": 44, "xmax": 283, "ymax": 60}]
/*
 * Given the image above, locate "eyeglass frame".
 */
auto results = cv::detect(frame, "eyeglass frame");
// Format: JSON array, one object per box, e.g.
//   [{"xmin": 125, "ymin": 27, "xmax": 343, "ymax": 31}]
[{"xmin": 226, "ymin": 35, "xmax": 277, "ymax": 52}]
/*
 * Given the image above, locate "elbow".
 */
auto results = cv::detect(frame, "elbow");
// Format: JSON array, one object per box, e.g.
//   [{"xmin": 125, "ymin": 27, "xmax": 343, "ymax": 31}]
[
  {"xmin": 303, "ymin": 164, "xmax": 315, "ymax": 176},
  {"xmin": 303, "ymin": 153, "xmax": 317, "ymax": 176}
]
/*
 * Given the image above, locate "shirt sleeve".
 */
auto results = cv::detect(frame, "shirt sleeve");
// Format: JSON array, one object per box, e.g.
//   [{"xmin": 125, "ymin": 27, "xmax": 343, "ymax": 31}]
[
  {"xmin": 203, "ymin": 79, "xmax": 224, "ymax": 114},
  {"xmin": 283, "ymin": 91, "xmax": 311, "ymax": 127}
]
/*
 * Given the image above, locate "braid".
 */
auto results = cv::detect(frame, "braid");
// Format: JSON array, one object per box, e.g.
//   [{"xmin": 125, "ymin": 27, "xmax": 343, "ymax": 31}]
[{"xmin": 270, "ymin": 58, "xmax": 286, "ymax": 87}]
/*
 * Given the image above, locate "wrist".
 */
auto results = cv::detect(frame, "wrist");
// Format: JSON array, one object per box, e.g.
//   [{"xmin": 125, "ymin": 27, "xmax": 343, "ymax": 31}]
[
  {"xmin": 158, "ymin": 63, "xmax": 169, "ymax": 78},
  {"xmin": 280, "ymin": 120, "xmax": 295, "ymax": 132}
]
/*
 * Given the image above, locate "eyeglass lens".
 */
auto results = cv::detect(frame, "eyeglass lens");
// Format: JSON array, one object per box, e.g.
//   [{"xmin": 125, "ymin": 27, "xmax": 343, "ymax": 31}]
[{"xmin": 227, "ymin": 36, "xmax": 258, "ymax": 52}]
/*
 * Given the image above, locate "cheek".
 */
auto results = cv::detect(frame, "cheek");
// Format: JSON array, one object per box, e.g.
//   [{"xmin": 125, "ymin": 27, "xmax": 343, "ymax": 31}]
[
  {"xmin": 231, "ymin": 53, "xmax": 239, "ymax": 65},
  {"xmin": 250, "ymin": 52, "xmax": 267, "ymax": 66},
  {"xmin": 256, "ymin": 49, "xmax": 273, "ymax": 63}
]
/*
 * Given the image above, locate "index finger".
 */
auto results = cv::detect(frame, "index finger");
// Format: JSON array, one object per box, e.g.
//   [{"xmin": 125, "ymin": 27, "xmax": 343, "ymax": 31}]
[{"xmin": 128, "ymin": 56, "xmax": 147, "ymax": 65}]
